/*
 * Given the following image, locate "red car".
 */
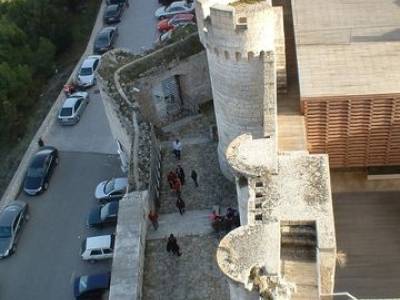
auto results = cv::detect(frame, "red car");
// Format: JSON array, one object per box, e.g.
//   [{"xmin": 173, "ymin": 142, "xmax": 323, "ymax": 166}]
[{"xmin": 157, "ymin": 13, "xmax": 195, "ymax": 32}]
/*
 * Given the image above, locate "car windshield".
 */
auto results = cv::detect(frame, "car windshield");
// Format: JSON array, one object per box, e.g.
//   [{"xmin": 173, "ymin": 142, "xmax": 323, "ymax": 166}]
[
  {"xmin": 100, "ymin": 203, "xmax": 111, "ymax": 220},
  {"xmin": 79, "ymin": 67, "xmax": 92, "ymax": 76},
  {"xmin": 27, "ymin": 167, "xmax": 44, "ymax": 178},
  {"xmin": 106, "ymin": 6, "xmax": 118, "ymax": 15},
  {"xmin": 97, "ymin": 35, "xmax": 109, "ymax": 45},
  {"xmin": 0, "ymin": 226, "xmax": 11, "ymax": 238},
  {"xmin": 79, "ymin": 276, "xmax": 89, "ymax": 293},
  {"xmin": 104, "ymin": 179, "xmax": 115, "ymax": 194},
  {"xmin": 60, "ymin": 107, "xmax": 73, "ymax": 117}
]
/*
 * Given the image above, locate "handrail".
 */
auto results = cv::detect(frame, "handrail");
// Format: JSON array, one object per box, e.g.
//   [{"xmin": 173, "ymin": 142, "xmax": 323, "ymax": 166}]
[
  {"xmin": 320, "ymin": 292, "xmax": 358, "ymax": 300},
  {"xmin": 316, "ymin": 248, "xmax": 358, "ymax": 300}
]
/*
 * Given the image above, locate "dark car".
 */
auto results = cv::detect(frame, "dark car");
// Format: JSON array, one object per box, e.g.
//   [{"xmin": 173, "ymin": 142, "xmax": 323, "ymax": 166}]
[
  {"xmin": 0, "ymin": 201, "xmax": 28, "ymax": 259},
  {"xmin": 103, "ymin": 4, "xmax": 123, "ymax": 24},
  {"xmin": 93, "ymin": 27, "xmax": 118, "ymax": 54},
  {"xmin": 23, "ymin": 146, "xmax": 58, "ymax": 195},
  {"xmin": 87, "ymin": 201, "xmax": 119, "ymax": 228},
  {"xmin": 74, "ymin": 272, "xmax": 111, "ymax": 300}
]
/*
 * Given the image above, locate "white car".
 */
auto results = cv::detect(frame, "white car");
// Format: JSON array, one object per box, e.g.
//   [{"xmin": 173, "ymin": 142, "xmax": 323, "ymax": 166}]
[
  {"xmin": 58, "ymin": 92, "xmax": 89, "ymax": 125},
  {"xmin": 155, "ymin": 1, "xmax": 195, "ymax": 19},
  {"xmin": 81, "ymin": 234, "xmax": 115, "ymax": 262},
  {"xmin": 77, "ymin": 55, "xmax": 101, "ymax": 88},
  {"xmin": 95, "ymin": 177, "xmax": 128, "ymax": 203}
]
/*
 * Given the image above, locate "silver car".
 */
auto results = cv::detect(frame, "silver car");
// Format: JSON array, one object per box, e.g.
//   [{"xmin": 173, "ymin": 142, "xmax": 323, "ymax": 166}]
[
  {"xmin": 0, "ymin": 201, "xmax": 28, "ymax": 258},
  {"xmin": 155, "ymin": 1, "xmax": 195, "ymax": 19},
  {"xmin": 58, "ymin": 92, "xmax": 89, "ymax": 125},
  {"xmin": 77, "ymin": 56, "xmax": 101, "ymax": 88},
  {"xmin": 95, "ymin": 177, "xmax": 128, "ymax": 203}
]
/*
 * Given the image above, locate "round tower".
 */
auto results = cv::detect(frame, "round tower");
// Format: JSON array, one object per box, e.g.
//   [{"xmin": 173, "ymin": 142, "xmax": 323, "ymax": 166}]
[{"xmin": 196, "ymin": 0, "xmax": 279, "ymax": 180}]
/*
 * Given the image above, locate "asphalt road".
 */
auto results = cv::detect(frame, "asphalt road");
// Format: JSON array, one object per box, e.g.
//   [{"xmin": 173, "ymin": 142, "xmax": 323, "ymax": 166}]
[
  {"xmin": 46, "ymin": 89, "xmax": 117, "ymax": 155},
  {"xmin": 0, "ymin": 0, "xmax": 158, "ymax": 299},
  {"xmin": 0, "ymin": 152, "xmax": 122, "ymax": 300}
]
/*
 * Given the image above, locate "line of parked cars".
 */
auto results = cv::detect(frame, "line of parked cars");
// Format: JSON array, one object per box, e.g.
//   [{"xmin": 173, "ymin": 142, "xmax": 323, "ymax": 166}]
[
  {"xmin": 58, "ymin": 0, "xmax": 127, "ymax": 130},
  {"xmin": 154, "ymin": 0, "xmax": 196, "ymax": 43},
  {"xmin": 75, "ymin": 176, "xmax": 127, "ymax": 299}
]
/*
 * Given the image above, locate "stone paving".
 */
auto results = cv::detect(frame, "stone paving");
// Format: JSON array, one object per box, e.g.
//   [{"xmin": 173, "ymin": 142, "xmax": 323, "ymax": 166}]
[
  {"xmin": 142, "ymin": 108, "xmax": 235, "ymax": 300},
  {"xmin": 158, "ymin": 141, "xmax": 236, "ymax": 214},
  {"xmin": 143, "ymin": 234, "xmax": 229, "ymax": 300}
]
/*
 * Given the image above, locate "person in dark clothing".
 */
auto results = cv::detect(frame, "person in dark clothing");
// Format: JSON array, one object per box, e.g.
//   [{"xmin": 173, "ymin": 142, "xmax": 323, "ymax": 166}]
[
  {"xmin": 176, "ymin": 195, "xmax": 185, "ymax": 215},
  {"xmin": 38, "ymin": 137, "xmax": 44, "ymax": 148},
  {"xmin": 166, "ymin": 234, "xmax": 181, "ymax": 256},
  {"xmin": 176, "ymin": 165, "xmax": 185, "ymax": 185},
  {"xmin": 190, "ymin": 170, "xmax": 198, "ymax": 187}
]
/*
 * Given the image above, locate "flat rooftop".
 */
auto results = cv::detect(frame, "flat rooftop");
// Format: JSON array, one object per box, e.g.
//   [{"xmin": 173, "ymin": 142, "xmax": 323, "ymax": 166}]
[{"xmin": 292, "ymin": 0, "xmax": 400, "ymax": 98}]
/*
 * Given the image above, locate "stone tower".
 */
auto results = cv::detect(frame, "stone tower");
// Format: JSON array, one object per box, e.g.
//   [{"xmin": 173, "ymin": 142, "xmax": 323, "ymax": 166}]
[{"xmin": 195, "ymin": 0, "xmax": 286, "ymax": 180}]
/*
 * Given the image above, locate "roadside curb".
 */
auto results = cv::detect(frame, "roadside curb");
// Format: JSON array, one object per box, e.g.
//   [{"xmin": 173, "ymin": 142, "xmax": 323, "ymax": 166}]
[{"xmin": 0, "ymin": 1, "xmax": 106, "ymax": 210}]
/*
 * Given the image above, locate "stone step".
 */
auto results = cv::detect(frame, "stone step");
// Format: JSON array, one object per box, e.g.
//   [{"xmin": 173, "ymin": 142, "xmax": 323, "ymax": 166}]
[{"xmin": 281, "ymin": 236, "xmax": 317, "ymax": 247}]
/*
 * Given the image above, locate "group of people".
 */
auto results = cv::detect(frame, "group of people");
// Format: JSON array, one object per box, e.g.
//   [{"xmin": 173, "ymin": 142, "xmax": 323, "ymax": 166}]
[
  {"xmin": 210, "ymin": 207, "xmax": 240, "ymax": 232},
  {"xmin": 167, "ymin": 163, "xmax": 199, "ymax": 215},
  {"xmin": 146, "ymin": 138, "xmax": 204, "ymax": 258}
]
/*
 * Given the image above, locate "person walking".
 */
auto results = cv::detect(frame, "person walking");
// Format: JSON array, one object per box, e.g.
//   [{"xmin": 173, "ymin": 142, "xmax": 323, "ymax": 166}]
[
  {"xmin": 167, "ymin": 171, "xmax": 177, "ymax": 190},
  {"xmin": 190, "ymin": 170, "xmax": 198, "ymax": 187},
  {"xmin": 172, "ymin": 177, "xmax": 182, "ymax": 197},
  {"xmin": 172, "ymin": 139, "xmax": 182, "ymax": 160},
  {"xmin": 176, "ymin": 165, "xmax": 185, "ymax": 185},
  {"xmin": 166, "ymin": 234, "xmax": 181, "ymax": 256},
  {"xmin": 176, "ymin": 195, "xmax": 185, "ymax": 215},
  {"xmin": 148, "ymin": 210, "xmax": 159, "ymax": 230},
  {"xmin": 38, "ymin": 137, "xmax": 44, "ymax": 148}
]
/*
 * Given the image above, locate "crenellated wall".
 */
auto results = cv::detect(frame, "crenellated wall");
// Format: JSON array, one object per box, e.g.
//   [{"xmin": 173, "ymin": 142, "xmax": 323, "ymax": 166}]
[{"xmin": 196, "ymin": 0, "xmax": 285, "ymax": 180}]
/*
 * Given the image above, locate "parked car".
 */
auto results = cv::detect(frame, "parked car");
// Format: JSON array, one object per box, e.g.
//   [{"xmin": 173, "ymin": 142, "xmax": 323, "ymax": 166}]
[
  {"xmin": 155, "ymin": 1, "xmax": 195, "ymax": 19},
  {"xmin": 157, "ymin": 13, "xmax": 194, "ymax": 32},
  {"xmin": 77, "ymin": 56, "xmax": 101, "ymax": 88},
  {"xmin": 58, "ymin": 92, "xmax": 89, "ymax": 126},
  {"xmin": 0, "ymin": 201, "xmax": 28, "ymax": 259},
  {"xmin": 103, "ymin": 4, "xmax": 123, "ymax": 24},
  {"xmin": 87, "ymin": 201, "xmax": 119, "ymax": 228},
  {"xmin": 94, "ymin": 177, "xmax": 128, "ymax": 203},
  {"xmin": 81, "ymin": 234, "xmax": 115, "ymax": 262},
  {"xmin": 93, "ymin": 26, "xmax": 118, "ymax": 54},
  {"xmin": 74, "ymin": 272, "xmax": 111, "ymax": 300},
  {"xmin": 23, "ymin": 146, "xmax": 58, "ymax": 195}
]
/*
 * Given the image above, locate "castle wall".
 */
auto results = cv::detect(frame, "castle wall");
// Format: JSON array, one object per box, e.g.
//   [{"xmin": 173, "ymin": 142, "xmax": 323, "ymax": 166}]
[
  {"xmin": 196, "ymin": 0, "xmax": 283, "ymax": 179},
  {"xmin": 132, "ymin": 52, "xmax": 212, "ymax": 126}
]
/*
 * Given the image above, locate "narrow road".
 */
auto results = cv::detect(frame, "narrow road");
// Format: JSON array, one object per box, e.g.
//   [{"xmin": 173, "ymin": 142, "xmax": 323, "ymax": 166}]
[{"xmin": 0, "ymin": 0, "xmax": 159, "ymax": 298}]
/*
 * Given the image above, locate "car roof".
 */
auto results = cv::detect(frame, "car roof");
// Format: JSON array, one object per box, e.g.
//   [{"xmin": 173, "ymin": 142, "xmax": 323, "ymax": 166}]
[
  {"xmin": 0, "ymin": 201, "xmax": 25, "ymax": 227},
  {"xmin": 81, "ymin": 58, "xmax": 97, "ymax": 68},
  {"xmin": 106, "ymin": 4, "xmax": 119, "ymax": 11},
  {"xmin": 85, "ymin": 235, "xmax": 112, "ymax": 250},
  {"xmin": 84, "ymin": 273, "xmax": 111, "ymax": 291},
  {"xmin": 100, "ymin": 27, "xmax": 115, "ymax": 34},
  {"xmin": 35, "ymin": 146, "xmax": 56, "ymax": 157},
  {"xmin": 63, "ymin": 97, "xmax": 79, "ymax": 108}
]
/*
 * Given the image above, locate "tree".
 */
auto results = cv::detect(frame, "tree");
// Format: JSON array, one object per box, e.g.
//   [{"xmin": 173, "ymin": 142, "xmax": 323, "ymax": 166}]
[{"xmin": 32, "ymin": 37, "xmax": 56, "ymax": 78}]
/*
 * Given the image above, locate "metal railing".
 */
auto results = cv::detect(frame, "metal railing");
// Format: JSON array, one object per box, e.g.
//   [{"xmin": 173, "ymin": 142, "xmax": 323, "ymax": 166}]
[{"xmin": 316, "ymin": 248, "xmax": 358, "ymax": 300}]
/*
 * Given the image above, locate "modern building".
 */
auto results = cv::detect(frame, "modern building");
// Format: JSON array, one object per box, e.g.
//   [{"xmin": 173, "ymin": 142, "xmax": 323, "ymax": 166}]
[{"xmin": 293, "ymin": 0, "xmax": 400, "ymax": 168}]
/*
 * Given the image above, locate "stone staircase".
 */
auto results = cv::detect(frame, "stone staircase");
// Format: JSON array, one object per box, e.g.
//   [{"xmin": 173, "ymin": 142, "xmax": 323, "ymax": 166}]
[{"xmin": 281, "ymin": 223, "xmax": 319, "ymax": 299}]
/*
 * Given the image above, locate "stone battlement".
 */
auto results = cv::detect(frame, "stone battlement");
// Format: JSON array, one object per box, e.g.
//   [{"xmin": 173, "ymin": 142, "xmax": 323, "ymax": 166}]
[{"xmin": 196, "ymin": 0, "xmax": 277, "ymax": 56}]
